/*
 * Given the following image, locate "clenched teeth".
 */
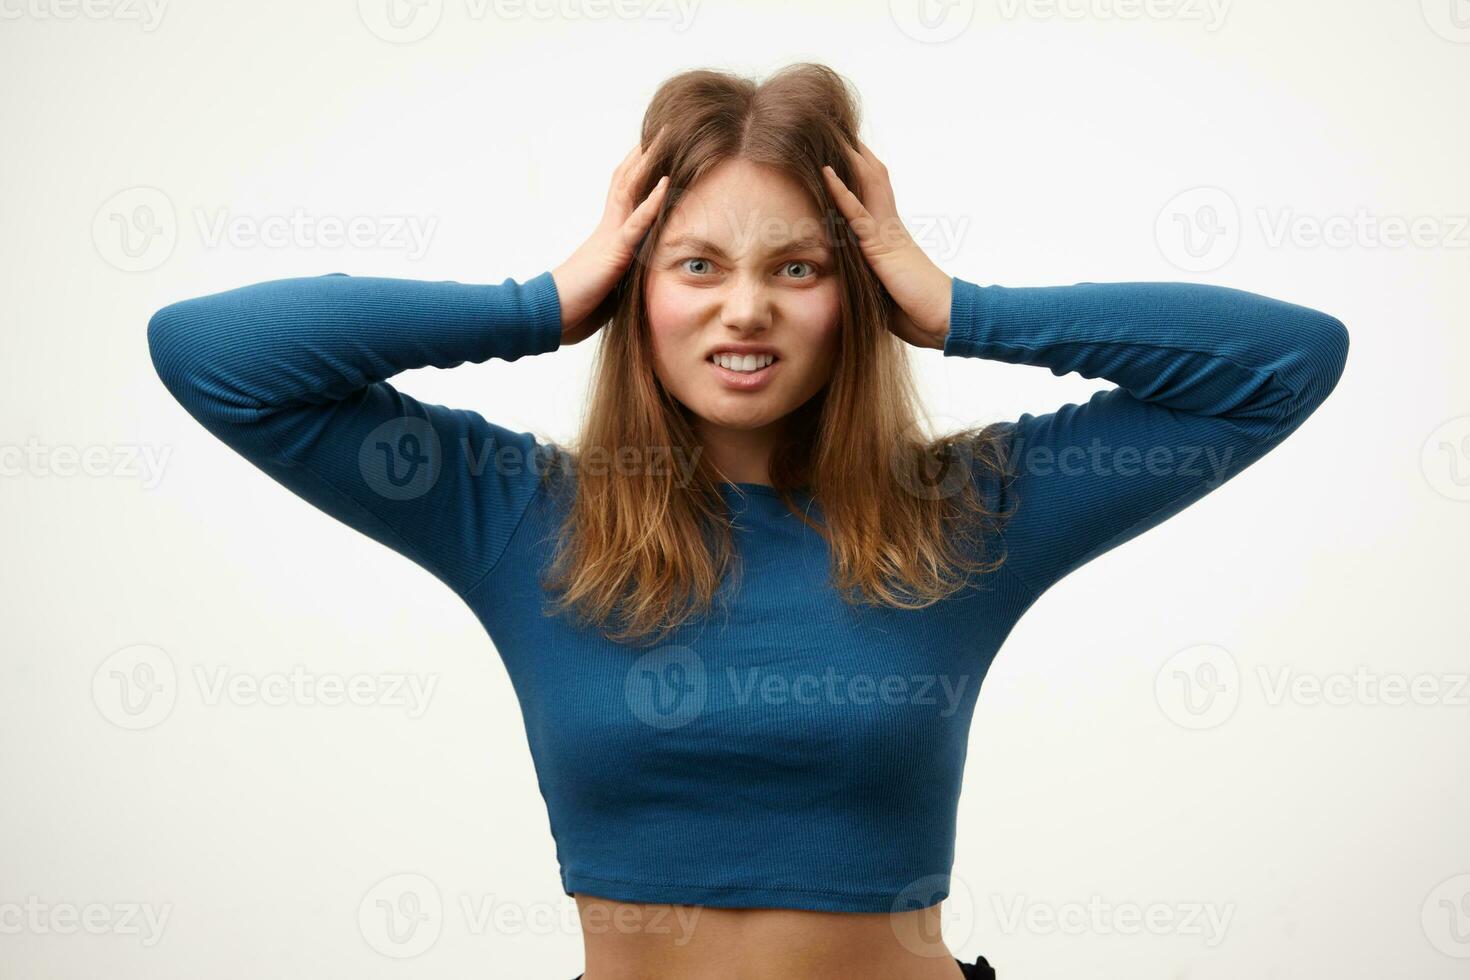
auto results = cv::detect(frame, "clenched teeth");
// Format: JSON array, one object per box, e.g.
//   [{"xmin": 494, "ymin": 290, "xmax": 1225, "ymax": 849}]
[{"xmin": 711, "ymin": 353, "xmax": 775, "ymax": 372}]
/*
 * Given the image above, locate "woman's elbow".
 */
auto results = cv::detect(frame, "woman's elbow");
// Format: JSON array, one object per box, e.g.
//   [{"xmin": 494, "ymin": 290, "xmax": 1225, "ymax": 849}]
[
  {"xmin": 1280, "ymin": 308, "xmax": 1350, "ymax": 430},
  {"xmin": 147, "ymin": 297, "xmax": 228, "ymax": 420},
  {"xmin": 1308, "ymin": 309, "xmax": 1350, "ymax": 402},
  {"xmin": 147, "ymin": 301, "xmax": 195, "ymax": 400}
]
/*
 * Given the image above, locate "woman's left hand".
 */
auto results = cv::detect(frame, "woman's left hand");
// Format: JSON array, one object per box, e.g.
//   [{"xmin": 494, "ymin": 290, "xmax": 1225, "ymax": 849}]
[{"xmin": 821, "ymin": 139, "xmax": 952, "ymax": 350}]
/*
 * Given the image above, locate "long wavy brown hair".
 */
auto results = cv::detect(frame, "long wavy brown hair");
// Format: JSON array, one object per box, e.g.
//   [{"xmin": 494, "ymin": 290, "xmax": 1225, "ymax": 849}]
[{"xmin": 536, "ymin": 62, "xmax": 1015, "ymax": 647}]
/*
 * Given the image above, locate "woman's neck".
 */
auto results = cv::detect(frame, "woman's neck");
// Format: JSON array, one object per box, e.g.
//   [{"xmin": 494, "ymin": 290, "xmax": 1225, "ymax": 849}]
[{"xmin": 692, "ymin": 417, "xmax": 786, "ymax": 486}]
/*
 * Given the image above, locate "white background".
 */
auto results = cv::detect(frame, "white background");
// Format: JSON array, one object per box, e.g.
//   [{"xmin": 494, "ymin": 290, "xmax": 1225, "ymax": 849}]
[{"xmin": 1, "ymin": 1, "xmax": 1466, "ymax": 978}]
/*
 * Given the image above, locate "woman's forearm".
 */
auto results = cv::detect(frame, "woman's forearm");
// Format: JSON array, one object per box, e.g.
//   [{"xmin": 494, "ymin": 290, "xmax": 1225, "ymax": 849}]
[
  {"xmin": 943, "ymin": 276, "xmax": 1349, "ymax": 445},
  {"xmin": 148, "ymin": 270, "xmax": 563, "ymax": 433}
]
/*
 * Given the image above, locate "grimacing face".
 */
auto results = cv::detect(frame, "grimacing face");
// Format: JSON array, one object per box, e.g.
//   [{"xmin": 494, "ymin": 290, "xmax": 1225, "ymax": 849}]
[{"xmin": 644, "ymin": 158, "xmax": 842, "ymax": 438}]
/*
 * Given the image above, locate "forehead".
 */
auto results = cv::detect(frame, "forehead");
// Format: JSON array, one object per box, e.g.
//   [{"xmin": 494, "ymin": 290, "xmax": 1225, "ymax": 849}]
[{"xmin": 657, "ymin": 158, "xmax": 831, "ymax": 252}]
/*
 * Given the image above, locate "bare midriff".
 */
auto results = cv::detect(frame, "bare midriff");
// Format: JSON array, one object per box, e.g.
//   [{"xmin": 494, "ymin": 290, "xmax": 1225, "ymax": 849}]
[{"xmin": 573, "ymin": 894, "xmax": 968, "ymax": 980}]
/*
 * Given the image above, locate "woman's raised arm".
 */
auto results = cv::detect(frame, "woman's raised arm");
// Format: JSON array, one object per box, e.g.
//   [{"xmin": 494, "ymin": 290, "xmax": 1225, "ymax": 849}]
[
  {"xmin": 821, "ymin": 139, "xmax": 1349, "ymax": 604},
  {"xmin": 146, "ymin": 271, "xmax": 564, "ymax": 599},
  {"xmin": 943, "ymin": 276, "xmax": 1350, "ymax": 602},
  {"xmin": 147, "ymin": 133, "xmax": 669, "ymax": 598}
]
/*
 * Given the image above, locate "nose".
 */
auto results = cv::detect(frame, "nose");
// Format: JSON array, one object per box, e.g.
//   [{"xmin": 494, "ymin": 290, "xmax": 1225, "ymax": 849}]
[{"xmin": 719, "ymin": 273, "xmax": 773, "ymax": 334}]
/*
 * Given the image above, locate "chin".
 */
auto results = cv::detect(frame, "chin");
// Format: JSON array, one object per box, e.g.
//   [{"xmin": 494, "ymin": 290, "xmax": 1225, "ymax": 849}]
[{"xmin": 690, "ymin": 396, "xmax": 788, "ymax": 430}]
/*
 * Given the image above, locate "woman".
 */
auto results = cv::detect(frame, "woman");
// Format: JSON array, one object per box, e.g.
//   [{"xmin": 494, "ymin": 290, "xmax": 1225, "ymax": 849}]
[{"xmin": 147, "ymin": 63, "xmax": 1348, "ymax": 980}]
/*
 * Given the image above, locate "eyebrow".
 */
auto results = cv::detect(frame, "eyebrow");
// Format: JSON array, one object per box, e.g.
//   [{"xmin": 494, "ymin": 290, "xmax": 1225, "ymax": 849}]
[{"xmin": 658, "ymin": 232, "xmax": 831, "ymax": 258}]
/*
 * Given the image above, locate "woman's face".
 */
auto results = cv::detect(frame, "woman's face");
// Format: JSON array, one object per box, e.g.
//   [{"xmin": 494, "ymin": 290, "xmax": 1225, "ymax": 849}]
[{"xmin": 644, "ymin": 158, "xmax": 842, "ymax": 437}]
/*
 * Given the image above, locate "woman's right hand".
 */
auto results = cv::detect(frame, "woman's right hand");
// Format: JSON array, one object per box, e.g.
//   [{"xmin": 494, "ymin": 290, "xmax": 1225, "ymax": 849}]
[{"xmin": 552, "ymin": 128, "xmax": 670, "ymax": 346}]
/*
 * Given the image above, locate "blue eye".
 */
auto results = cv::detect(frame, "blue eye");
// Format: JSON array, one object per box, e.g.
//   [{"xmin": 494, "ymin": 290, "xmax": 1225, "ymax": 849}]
[
  {"xmin": 682, "ymin": 258, "xmax": 713, "ymax": 275},
  {"xmin": 782, "ymin": 261, "xmax": 816, "ymax": 279}
]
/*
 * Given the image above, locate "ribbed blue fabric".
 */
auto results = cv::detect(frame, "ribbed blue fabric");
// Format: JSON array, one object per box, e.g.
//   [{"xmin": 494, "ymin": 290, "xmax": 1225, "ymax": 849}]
[{"xmin": 147, "ymin": 269, "xmax": 1347, "ymax": 913}]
